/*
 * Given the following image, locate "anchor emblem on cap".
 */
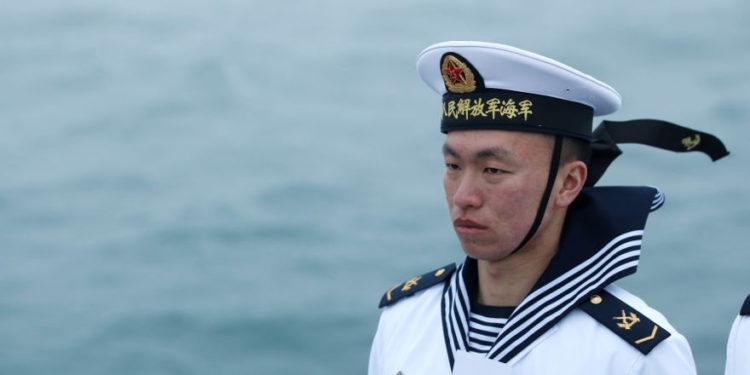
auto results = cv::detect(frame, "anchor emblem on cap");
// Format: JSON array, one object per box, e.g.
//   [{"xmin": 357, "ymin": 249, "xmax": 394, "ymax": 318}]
[{"xmin": 681, "ymin": 134, "xmax": 701, "ymax": 150}]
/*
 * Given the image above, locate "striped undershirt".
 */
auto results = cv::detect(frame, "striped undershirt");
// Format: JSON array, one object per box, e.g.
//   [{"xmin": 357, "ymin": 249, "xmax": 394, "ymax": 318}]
[{"xmin": 467, "ymin": 303, "xmax": 515, "ymax": 354}]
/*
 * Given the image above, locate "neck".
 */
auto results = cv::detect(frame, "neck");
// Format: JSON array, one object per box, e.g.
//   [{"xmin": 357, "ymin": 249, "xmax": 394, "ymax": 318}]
[{"xmin": 476, "ymin": 211, "xmax": 565, "ymax": 307}]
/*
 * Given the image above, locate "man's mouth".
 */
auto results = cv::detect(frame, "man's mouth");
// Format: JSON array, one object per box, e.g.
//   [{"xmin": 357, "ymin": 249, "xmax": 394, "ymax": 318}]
[{"xmin": 453, "ymin": 218, "xmax": 488, "ymax": 235}]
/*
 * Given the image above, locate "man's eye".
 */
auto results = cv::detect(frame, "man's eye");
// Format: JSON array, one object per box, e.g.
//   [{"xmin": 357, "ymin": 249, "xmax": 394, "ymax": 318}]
[
  {"xmin": 485, "ymin": 167, "xmax": 504, "ymax": 174},
  {"xmin": 446, "ymin": 163, "xmax": 460, "ymax": 170}
]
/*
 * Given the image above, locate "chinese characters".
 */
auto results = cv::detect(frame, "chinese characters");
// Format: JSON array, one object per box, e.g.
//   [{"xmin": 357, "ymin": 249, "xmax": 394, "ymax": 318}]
[{"xmin": 443, "ymin": 97, "xmax": 533, "ymax": 121}]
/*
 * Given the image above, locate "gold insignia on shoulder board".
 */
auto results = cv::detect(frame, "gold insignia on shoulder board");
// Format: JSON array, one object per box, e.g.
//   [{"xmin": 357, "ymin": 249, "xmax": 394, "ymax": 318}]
[
  {"xmin": 401, "ymin": 276, "xmax": 422, "ymax": 292},
  {"xmin": 634, "ymin": 325, "xmax": 659, "ymax": 344},
  {"xmin": 386, "ymin": 283, "xmax": 400, "ymax": 301},
  {"xmin": 613, "ymin": 310, "xmax": 640, "ymax": 330},
  {"xmin": 442, "ymin": 54, "xmax": 477, "ymax": 94}
]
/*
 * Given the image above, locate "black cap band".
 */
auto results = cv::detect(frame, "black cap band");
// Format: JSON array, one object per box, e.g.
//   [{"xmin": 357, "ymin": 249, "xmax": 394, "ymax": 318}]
[{"xmin": 441, "ymin": 89, "xmax": 594, "ymax": 140}]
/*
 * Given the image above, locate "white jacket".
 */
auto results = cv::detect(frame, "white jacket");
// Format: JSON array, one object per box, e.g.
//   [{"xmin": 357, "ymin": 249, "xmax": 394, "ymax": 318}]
[
  {"xmin": 369, "ymin": 283, "xmax": 694, "ymax": 375},
  {"xmin": 726, "ymin": 295, "xmax": 750, "ymax": 375}
]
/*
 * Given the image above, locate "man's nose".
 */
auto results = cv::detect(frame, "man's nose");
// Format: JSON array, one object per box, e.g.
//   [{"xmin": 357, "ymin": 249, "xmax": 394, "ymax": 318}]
[{"xmin": 452, "ymin": 177, "xmax": 483, "ymax": 209}]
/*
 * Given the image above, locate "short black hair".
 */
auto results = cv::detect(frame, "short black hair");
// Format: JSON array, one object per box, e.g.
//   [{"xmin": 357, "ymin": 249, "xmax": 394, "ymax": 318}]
[{"xmin": 560, "ymin": 136, "xmax": 591, "ymax": 165}]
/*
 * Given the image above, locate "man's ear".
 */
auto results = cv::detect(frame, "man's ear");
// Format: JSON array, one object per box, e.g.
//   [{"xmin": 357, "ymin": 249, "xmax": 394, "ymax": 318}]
[{"xmin": 555, "ymin": 161, "xmax": 587, "ymax": 208}]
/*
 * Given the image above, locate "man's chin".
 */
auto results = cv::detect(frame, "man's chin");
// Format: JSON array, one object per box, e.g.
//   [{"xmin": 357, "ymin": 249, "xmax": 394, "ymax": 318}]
[{"xmin": 459, "ymin": 242, "xmax": 515, "ymax": 263}]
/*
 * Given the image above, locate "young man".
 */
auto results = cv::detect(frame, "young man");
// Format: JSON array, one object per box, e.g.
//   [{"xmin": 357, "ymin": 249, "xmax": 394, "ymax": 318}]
[
  {"xmin": 368, "ymin": 41, "xmax": 728, "ymax": 374},
  {"xmin": 726, "ymin": 294, "xmax": 750, "ymax": 375}
]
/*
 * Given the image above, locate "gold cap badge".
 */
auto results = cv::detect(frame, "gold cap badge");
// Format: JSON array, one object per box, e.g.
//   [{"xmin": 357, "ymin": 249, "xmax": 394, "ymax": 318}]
[{"xmin": 441, "ymin": 54, "xmax": 477, "ymax": 94}]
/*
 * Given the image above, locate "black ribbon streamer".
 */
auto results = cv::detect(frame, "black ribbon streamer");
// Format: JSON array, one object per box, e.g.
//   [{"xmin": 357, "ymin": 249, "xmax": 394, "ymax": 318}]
[{"xmin": 586, "ymin": 119, "xmax": 730, "ymax": 186}]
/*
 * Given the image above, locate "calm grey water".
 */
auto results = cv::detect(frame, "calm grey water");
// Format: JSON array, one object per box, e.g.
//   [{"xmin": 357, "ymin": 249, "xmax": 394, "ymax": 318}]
[{"xmin": 1, "ymin": 0, "xmax": 748, "ymax": 374}]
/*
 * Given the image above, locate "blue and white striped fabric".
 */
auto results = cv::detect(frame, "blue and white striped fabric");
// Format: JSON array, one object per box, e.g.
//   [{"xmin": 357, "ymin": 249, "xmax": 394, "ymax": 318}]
[{"xmin": 467, "ymin": 312, "xmax": 509, "ymax": 354}]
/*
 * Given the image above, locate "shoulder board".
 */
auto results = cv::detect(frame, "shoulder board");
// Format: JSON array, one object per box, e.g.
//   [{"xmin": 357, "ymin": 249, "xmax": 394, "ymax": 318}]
[
  {"xmin": 741, "ymin": 294, "xmax": 750, "ymax": 316},
  {"xmin": 379, "ymin": 263, "xmax": 456, "ymax": 308},
  {"xmin": 579, "ymin": 289, "xmax": 671, "ymax": 355}
]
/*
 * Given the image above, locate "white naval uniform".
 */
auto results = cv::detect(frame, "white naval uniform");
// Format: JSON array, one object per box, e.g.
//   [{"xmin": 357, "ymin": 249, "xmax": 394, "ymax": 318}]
[
  {"xmin": 725, "ymin": 294, "xmax": 750, "ymax": 375},
  {"xmin": 369, "ymin": 186, "xmax": 696, "ymax": 375},
  {"xmin": 369, "ymin": 284, "xmax": 694, "ymax": 375}
]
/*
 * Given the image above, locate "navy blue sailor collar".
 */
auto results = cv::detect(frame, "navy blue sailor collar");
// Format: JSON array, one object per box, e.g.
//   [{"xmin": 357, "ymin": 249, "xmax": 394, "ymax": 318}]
[{"xmin": 441, "ymin": 185, "xmax": 665, "ymax": 367}]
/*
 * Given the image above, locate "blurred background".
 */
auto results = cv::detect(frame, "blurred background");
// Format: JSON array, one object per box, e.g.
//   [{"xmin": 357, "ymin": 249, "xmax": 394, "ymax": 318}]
[{"xmin": 1, "ymin": 0, "xmax": 748, "ymax": 373}]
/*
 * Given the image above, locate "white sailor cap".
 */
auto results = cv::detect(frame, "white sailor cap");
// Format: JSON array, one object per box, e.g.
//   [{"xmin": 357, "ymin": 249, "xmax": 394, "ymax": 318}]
[{"xmin": 417, "ymin": 41, "xmax": 622, "ymax": 140}]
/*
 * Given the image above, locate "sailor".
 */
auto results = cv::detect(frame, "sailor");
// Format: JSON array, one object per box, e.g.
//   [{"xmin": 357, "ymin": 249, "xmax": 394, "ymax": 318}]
[
  {"xmin": 726, "ymin": 294, "xmax": 750, "ymax": 375},
  {"xmin": 368, "ymin": 41, "xmax": 729, "ymax": 374}
]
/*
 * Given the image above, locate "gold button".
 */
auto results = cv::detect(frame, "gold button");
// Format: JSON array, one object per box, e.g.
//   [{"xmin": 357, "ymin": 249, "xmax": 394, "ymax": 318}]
[
  {"xmin": 590, "ymin": 295, "xmax": 603, "ymax": 305},
  {"xmin": 435, "ymin": 268, "xmax": 445, "ymax": 277}
]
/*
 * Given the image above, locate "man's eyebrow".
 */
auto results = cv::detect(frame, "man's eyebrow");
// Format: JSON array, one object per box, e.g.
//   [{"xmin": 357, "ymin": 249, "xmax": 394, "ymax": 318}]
[
  {"xmin": 443, "ymin": 144, "xmax": 514, "ymax": 161},
  {"xmin": 442, "ymin": 143, "xmax": 460, "ymax": 158},
  {"xmin": 475, "ymin": 147, "xmax": 513, "ymax": 160}
]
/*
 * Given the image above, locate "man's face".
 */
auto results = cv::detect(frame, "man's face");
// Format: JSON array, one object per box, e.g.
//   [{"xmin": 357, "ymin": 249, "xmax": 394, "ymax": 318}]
[{"xmin": 443, "ymin": 129, "xmax": 555, "ymax": 262}]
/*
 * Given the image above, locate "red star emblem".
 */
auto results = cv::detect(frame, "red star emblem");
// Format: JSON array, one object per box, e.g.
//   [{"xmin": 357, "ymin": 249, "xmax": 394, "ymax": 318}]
[{"xmin": 443, "ymin": 61, "xmax": 465, "ymax": 84}]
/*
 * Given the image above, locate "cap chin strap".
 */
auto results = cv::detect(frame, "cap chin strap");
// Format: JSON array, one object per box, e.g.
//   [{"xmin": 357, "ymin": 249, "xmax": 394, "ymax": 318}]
[{"xmin": 511, "ymin": 135, "xmax": 563, "ymax": 255}]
